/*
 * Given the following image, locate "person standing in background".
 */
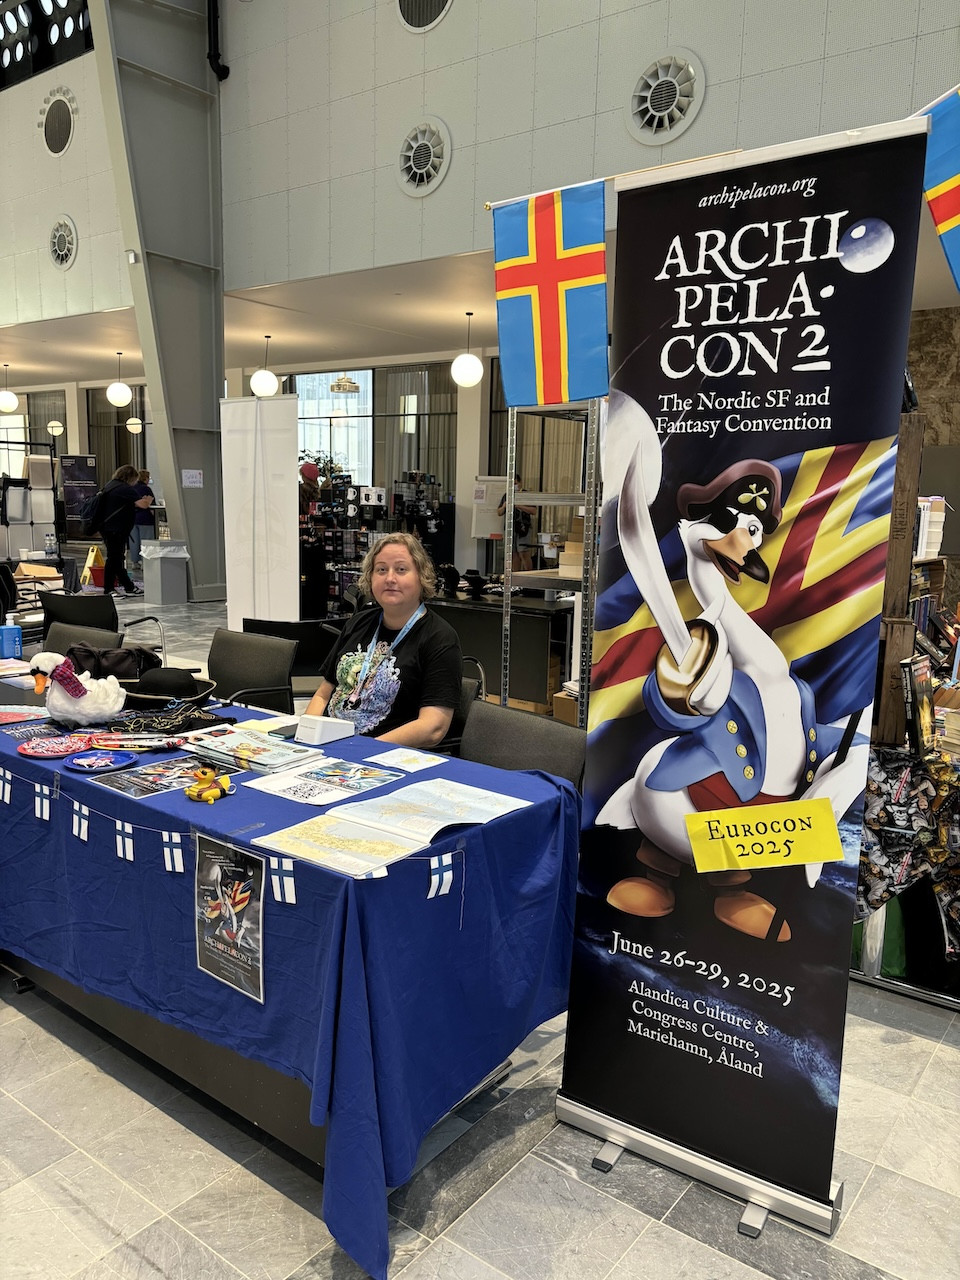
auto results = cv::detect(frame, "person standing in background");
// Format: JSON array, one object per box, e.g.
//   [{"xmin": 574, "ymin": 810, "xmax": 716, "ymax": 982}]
[
  {"xmin": 100, "ymin": 465, "xmax": 151, "ymax": 596},
  {"xmin": 128, "ymin": 469, "xmax": 155, "ymax": 571},
  {"xmin": 498, "ymin": 475, "xmax": 537, "ymax": 572}
]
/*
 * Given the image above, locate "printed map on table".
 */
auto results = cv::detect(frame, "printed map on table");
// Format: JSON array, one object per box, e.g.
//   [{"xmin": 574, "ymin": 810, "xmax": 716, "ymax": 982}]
[
  {"xmin": 253, "ymin": 778, "xmax": 532, "ymax": 876},
  {"xmin": 243, "ymin": 757, "xmax": 405, "ymax": 805}
]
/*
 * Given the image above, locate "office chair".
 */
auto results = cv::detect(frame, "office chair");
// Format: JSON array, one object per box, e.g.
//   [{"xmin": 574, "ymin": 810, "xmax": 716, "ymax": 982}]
[
  {"xmin": 206, "ymin": 628, "xmax": 299, "ymax": 714},
  {"xmin": 459, "ymin": 699, "xmax": 586, "ymax": 790},
  {"xmin": 0, "ymin": 562, "xmax": 60, "ymax": 646},
  {"xmin": 45, "ymin": 622, "xmax": 125, "ymax": 655},
  {"xmin": 40, "ymin": 592, "xmax": 166, "ymax": 664},
  {"xmin": 241, "ymin": 617, "xmax": 339, "ymax": 695}
]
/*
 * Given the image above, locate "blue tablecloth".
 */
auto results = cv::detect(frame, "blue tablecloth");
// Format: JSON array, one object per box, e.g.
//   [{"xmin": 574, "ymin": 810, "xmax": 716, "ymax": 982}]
[{"xmin": 0, "ymin": 720, "xmax": 580, "ymax": 1279}]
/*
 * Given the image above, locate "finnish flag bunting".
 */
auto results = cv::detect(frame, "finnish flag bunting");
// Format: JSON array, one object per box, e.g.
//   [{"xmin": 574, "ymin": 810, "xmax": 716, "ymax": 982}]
[
  {"xmin": 71, "ymin": 801, "xmax": 89, "ymax": 842},
  {"xmin": 162, "ymin": 831, "xmax": 184, "ymax": 874},
  {"xmin": 115, "ymin": 819, "xmax": 134, "ymax": 862},
  {"xmin": 268, "ymin": 856, "xmax": 297, "ymax": 904},
  {"xmin": 0, "ymin": 767, "xmax": 11, "ymax": 804},
  {"xmin": 34, "ymin": 783, "xmax": 51, "ymax": 821},
  {"xmin": 427, "ymin": 852, "xmax": 454, "ymax": 899}
]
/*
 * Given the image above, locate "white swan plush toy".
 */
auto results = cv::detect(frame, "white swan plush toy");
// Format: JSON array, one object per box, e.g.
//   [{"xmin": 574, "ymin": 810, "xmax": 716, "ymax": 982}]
[{"xmin": 30, "ymin": 652, "xmax": 127, "ymax": 727}]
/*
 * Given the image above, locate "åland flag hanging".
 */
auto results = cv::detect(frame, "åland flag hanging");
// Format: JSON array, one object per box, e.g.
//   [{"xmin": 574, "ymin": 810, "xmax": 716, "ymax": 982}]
[
  {"xmin": 920, "ymin": 85, "xmax": 960, "ymax": 289},
  {"xmin": 558, "ymin": 119, "xmax": 928, "ymax": 1229},
  {"xmin": 493, "ymin": 180, "xmax": 609, "ymax": 406}
]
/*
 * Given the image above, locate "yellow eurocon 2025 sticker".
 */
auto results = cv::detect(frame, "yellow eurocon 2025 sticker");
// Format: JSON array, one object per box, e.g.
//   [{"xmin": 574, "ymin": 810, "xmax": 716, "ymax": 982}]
[{"xmin": 684, "ymin": 796, "xmax": 843, "ymax": 873}]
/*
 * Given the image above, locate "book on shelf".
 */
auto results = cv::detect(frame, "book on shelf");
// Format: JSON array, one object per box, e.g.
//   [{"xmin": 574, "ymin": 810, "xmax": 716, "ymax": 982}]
[
  {"xmin": 185, "ymin": 724, "xmax": 320, "ymax": 773},
  {"xmin": 901, "ymin": 653, "xmax": 934, "ymax": 753},
  {"xmin": 252, "ymin": 777, "xmax": 532, "ymax": 877}
]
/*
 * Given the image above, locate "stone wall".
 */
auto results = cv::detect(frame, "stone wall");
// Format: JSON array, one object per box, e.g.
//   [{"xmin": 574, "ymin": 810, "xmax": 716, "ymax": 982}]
[{"xmin": 907, "ymin": 307, "xmax": 960, "ymax": 446}]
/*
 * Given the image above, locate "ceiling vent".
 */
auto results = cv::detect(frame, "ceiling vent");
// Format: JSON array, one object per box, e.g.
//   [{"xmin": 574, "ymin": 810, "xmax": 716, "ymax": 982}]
[
  {"xmin": 49, "ymin": 214, "xmax": 77, "ymax": 270},
  {"xmin": 398, "ymin": 0, "xmax": 452, "ymax": 32},
  {"xmin": 396, "ymin": 116, "xmax": 451, "ymax": 197},
  {"xmin": 38, "ymin": 85, "xmax": 77, "ymax": 155},
  {"xmin": 625, "ymin": 49, "xmax": 705, "ymax": 146}
]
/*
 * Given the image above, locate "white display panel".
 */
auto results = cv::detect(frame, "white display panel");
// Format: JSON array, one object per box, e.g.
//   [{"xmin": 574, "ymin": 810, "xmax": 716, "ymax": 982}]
[{"xmin": 220, "ymin": 396, "xmax": 300, "ymax": 630}]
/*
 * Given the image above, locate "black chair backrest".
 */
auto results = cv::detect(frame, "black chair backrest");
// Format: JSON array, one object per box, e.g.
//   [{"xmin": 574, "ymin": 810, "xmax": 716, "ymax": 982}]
[
  {"xmin": 241, "ymin": 617, "xmax": 337, "ymax": 677},
  {"xmin": 207, "ymin": 628, "xmax": 299, "ymax": 714},
  {"xmin": 459, "ymin": 699, "xmax": 586, "ymax": 790},
  {"xmin": 436, "ymin": 676, "xmax": 481, "ymax": 755},
  {"xmin": 46, "ymin": 621, "xmax": 125, "ymax": 654},
  {"xmin": 41, "ymin": 591, "xmax": 119, "ymax": 640},
  {"xmin": 0, "ymin": 562, "xmax": 15, "ymax": 623}
]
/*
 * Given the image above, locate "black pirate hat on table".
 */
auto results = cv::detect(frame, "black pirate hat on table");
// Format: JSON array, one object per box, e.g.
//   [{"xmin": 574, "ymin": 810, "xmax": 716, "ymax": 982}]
[{"xmin": 118, "ymin": 666, "xmax": 216, "ymax": 708}]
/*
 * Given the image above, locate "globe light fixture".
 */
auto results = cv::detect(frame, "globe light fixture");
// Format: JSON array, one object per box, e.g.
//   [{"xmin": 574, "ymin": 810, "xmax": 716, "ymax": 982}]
[
  {"xmin": 450, "ymin": 311, "xmax": 483, "ymax": 388},
  {"xmin": 250, "ymin": 334, "xmax": 280, "ymax": 397},
  {"xmin": 0, "ymin": 364, "xmax": 19, "ymax": 413},
  {"xmin": 46, "ymin": 419, "xmax": 65, "ymax": 436},
  {"xmin": 125, "ymin": 416, "xmax": 143, "ymax": 434},
  {"xmin": 106, "ymin": 351, "xmax": 133, "ymax": 408}
]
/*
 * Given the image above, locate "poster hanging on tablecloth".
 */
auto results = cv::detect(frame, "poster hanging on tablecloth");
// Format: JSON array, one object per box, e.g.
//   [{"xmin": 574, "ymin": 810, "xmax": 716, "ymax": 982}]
[
  {"xmin": 195, "ymin": 834, "xmax": 265, "ymax": 1002},
  {"xmin": 559, "ymin": 119, "xmax": 928, "ymax": 1210}
]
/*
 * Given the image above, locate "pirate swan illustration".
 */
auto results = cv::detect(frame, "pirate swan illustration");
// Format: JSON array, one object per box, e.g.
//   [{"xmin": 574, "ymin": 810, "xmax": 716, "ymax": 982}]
[{"xmin": 598, "ymin": 392, "xmax": 869, "ymax": 941}]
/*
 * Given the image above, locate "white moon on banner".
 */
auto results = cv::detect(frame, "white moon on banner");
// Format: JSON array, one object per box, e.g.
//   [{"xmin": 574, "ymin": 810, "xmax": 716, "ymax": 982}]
[{"xmin": 837, "ymin": 218, "xmax": 895, "ymax": 273}]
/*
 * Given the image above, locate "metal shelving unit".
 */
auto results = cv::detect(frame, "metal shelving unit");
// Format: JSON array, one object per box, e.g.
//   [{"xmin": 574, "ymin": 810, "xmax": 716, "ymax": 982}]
[{"xmin": 501, "ymin": 399, "xmax": 601, "ymax": 731}]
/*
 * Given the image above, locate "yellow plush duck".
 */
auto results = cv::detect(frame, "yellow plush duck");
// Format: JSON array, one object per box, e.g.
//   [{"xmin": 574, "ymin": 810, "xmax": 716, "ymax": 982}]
[{"xmin": 30, "ymin": 652, "xmax": 127, "ymax": 727}]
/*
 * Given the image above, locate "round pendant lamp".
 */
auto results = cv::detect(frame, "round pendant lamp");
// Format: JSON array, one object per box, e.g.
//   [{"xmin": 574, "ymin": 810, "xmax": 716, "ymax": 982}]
[
  {"xmin": 125, "ymin": 417, "xmax": 143, "ymax": 434},
  {"xmin": 46, "ymin": 419, "xmax": 65, "ymax": 436},
  {"xmin": 250, "ymin": 335, "xmax": 280, "ymax": 397},
  {"xmin": 0, "ymin": 364, "xmax": 19, "ymax": 413},
  {"xmin": 106, "ymin": 351, "xmax": 133, "ymax": 408},
  {"xmin": 451, "ymin": 311, "xmax": 483, "ymax": 387}
]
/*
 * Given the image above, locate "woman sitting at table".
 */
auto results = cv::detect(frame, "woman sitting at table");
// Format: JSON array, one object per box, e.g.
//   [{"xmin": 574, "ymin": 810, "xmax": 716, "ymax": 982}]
[{"xmin": 306, "ymin": 532, "xmax": 462, "ymax": 747}]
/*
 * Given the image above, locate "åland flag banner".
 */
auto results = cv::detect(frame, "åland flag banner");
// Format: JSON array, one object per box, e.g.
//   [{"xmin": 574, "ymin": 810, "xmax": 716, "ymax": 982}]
[
  {"xmin": 921, "ymin": 85, "xmax": 960, "ymax": 289},
  {"xmin": 493, "ymin": 180, "xmax": 609, "ymax": 406},
  {"xmin": 558, "ymin": 120, "xmax": 928, "ymax": 1224}
]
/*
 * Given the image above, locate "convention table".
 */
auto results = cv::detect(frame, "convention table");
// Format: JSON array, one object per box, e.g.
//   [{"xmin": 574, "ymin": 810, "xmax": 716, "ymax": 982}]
[{"xmin": 0, "ymin": 708, "xmax": 580, "ymax": 1279}]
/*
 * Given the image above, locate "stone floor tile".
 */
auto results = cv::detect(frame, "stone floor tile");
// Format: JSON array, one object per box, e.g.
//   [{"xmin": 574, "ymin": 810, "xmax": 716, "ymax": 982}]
[
  {"xmin": 444, "ymin": 1153, "xmax": 649, "ymax": 1280},
  {"xmin": 389, "ymin": 1059, "xmax": 563, "ymax": 1240},
  {"xmin": 71, "ymin": 1217, "xmax": 247, "ymax": 1279},
  {"xmin": 88, "ymin": 1090, "xmax": 269, "ymax": 1212},
  {"xmin": 844, "ymin": 982, "xmax": 958, "ymax": 1044},
  {"xmin": 840, "ymin": 1016, "xmax": 937, "ymax": 1094},
  {"xmin": 170, "ymin": 1146, "xmax": 331, "ymax": 1280},
  {"xmin": 392, "ymin": 1236, "xmax": 511, "ymax": 1279},
  {"xmin": 285, "ymin": 1216, "xmax": 430, "ymax": 1278},
  {"xmin": 0, "ymin": 1149, "xmax": 160, "ymax": 1278},
  {"xmin": 832, "ymin": 1164, "xmax": 960, "ymax": 1280},
  {"xmin": 532, "ymin": 1122, "xmax": 691, "ymax": 1220},
  {"xmin": 875, "ymin": 1096, "xmax": 960, "ymax": 1198},
  {"xmin": 608, "ymin": 1219, "xmax": 770, "ymax": 1279},
  {"xmin": 0, "ymin": 1092, "xmax": 76, "ymax": 1193},
  {"xmin": 913, "ymin": 1041, "xmax": 960, "ymax": 1114},
  {"xmin": 11, "ymin": 1043, "xmax": 185, "ymax": 1149},
  {"xmin": 664, "ymin": 1179, "xmax": 897, "ymax": 1280}
]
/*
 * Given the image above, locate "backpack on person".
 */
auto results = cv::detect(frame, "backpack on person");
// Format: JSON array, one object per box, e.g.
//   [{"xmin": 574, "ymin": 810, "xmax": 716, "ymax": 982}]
[
  {"xmin": 514, "ymin": 507, "xmax": 532, "ymax": 538},
  {"xmin": 79, "ymin": 489, "xmax": 105, "ymax": 537}
]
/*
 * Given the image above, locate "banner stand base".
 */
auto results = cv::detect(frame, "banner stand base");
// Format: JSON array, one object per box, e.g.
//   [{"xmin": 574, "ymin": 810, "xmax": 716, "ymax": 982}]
[{"xmin": 556, "ymin": 1094, "xmax": 843, "ymax": 1237}]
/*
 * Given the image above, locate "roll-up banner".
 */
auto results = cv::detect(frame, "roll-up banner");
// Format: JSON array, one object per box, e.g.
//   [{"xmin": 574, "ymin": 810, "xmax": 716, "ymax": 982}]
[{"xmin": 559, "ymin": 119, "xmax": 928, "ymax": 1227}]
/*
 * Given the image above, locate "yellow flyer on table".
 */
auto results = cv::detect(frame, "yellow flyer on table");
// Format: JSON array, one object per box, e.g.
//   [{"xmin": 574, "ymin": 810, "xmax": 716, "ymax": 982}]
[{"xmin": 685, "ymin": 796, "xmax": 843, "ymax": 873}]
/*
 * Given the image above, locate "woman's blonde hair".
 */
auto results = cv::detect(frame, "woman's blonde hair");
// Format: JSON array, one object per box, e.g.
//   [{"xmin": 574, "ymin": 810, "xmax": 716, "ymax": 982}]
[{"xmin": 358, "ymin": 532, "xmax": 436, "ymax": 600}]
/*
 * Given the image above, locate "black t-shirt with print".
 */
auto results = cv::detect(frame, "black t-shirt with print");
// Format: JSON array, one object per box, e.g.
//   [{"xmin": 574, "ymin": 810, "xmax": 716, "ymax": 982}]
[{"xmin": 320, "ymin": 605, "xmax": 462, "ymax": 737}]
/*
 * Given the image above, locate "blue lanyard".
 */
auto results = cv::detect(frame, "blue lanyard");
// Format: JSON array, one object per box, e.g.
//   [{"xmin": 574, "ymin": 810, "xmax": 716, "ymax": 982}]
[{"xmin": 347, "ymin": 604, "xmax": 426, "ymax": 706}]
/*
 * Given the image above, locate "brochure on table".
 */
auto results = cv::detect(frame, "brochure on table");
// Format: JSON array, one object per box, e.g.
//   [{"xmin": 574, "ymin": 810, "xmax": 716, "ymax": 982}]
[{"xmin": 253, "ymin": 778, "xmax": 532, "ymax": 877}]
